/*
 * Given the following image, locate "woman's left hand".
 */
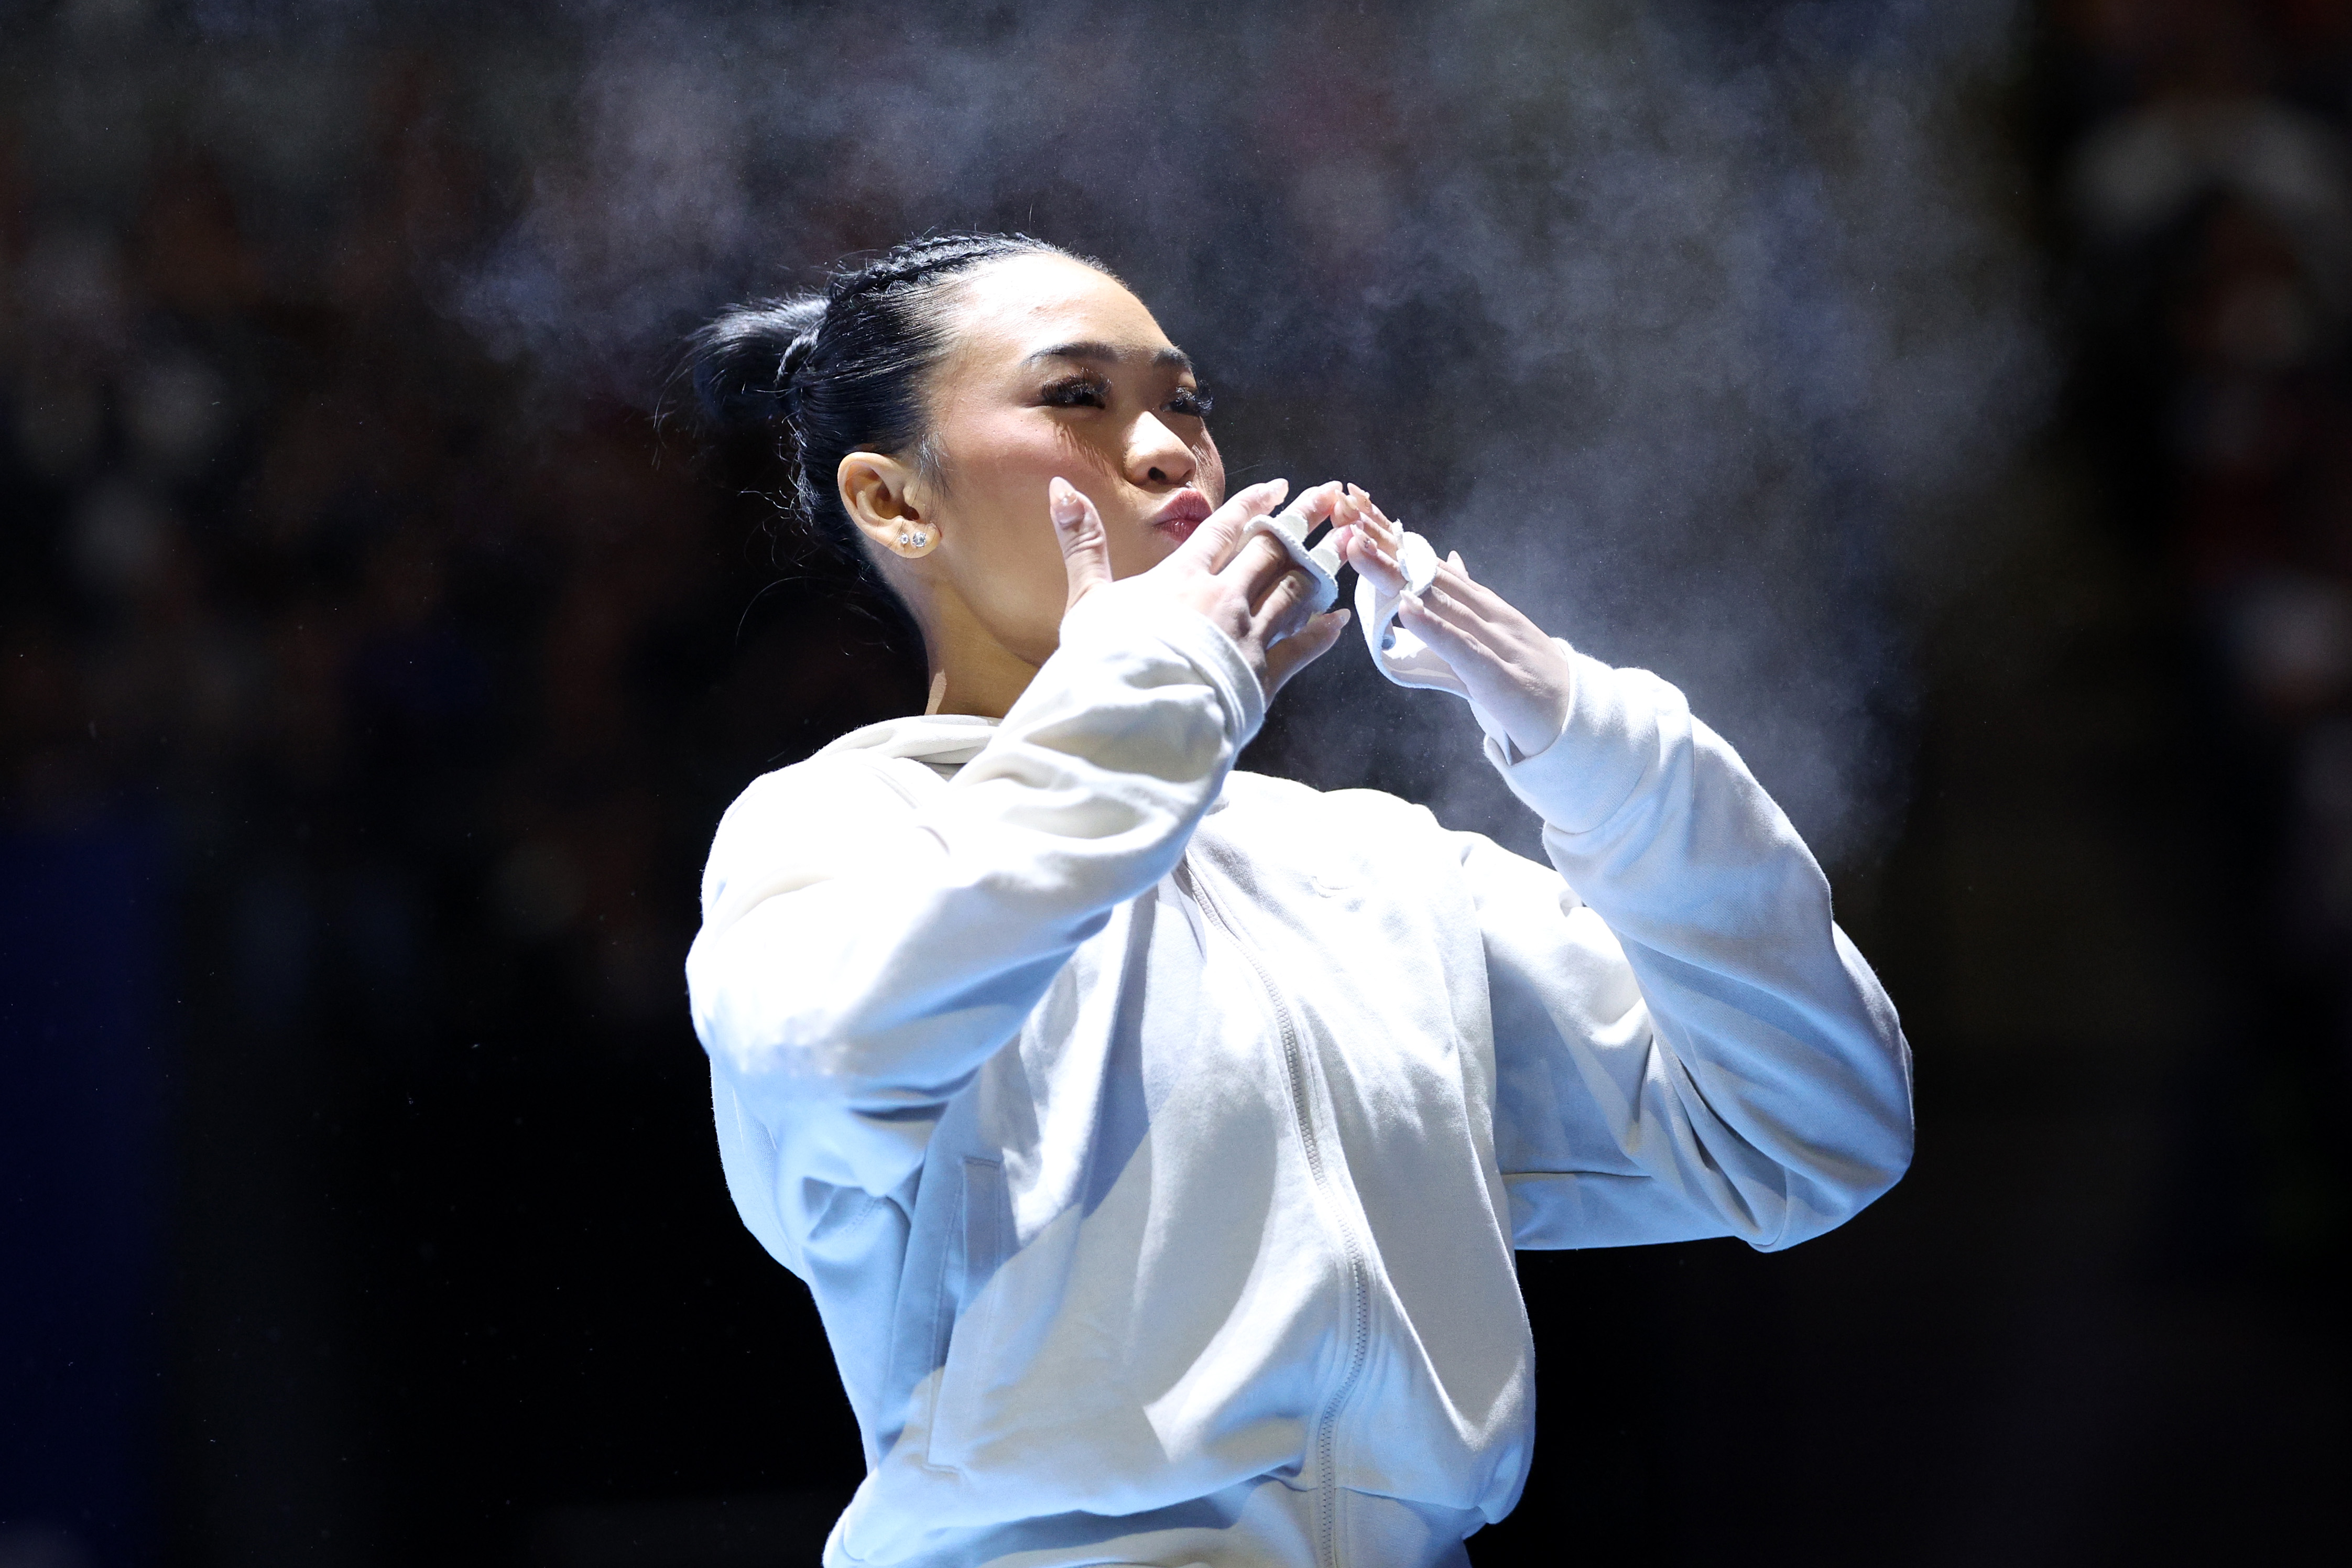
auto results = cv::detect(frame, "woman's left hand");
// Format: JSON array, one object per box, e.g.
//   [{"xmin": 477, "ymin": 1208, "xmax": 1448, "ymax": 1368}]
[{"xmin": 1331, "ymin": 488, "xmax": 1576, "ymax": 759}]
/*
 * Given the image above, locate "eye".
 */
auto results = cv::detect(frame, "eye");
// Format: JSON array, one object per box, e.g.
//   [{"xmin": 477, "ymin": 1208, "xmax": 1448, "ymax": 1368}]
[
  {"xmin": 1040, "ymin": 374, "xmax": 1110, "ymax": 409},
  {"xmin": 1166, "ymin": 385, "xmax": 1214, "ymax": 418}
]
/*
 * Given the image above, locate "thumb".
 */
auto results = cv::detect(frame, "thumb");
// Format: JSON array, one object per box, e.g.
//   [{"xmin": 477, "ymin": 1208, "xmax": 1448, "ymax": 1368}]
[{"xmin": 1051, "ymin": 478, "xmax": 1114, "ymax": 609}]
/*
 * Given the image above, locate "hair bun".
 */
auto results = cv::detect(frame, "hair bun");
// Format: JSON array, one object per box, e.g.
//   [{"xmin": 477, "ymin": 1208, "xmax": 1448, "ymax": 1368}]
[
  {"xmin": 680, "ymin": 295, "xmax": 826, "ymax": 425},
  {"xmin": 779, "ymin": 326, "xmax": 821, "ymax": 384},
  {"xmin": 671, "ymin": 292, "xmax": 828, "ymax": 494}
]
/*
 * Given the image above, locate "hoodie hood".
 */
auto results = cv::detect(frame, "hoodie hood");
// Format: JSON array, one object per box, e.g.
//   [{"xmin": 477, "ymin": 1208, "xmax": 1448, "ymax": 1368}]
[{"xmin": 818, "ymin": 713, "xmax": 1000, "ymax": 777}]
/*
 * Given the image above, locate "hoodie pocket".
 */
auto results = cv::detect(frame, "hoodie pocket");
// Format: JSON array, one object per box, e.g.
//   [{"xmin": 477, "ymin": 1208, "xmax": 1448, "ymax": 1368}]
[{"xmin": 924, "ymin": 1156, "xmax": 1008, "ymax": 1472}]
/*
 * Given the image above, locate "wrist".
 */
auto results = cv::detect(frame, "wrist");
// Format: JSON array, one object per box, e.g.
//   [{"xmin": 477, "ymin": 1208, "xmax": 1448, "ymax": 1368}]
[
  {"xmin": 1516, "ymin": 647, "xmax": 1576, "ymax": 757},
  {"xmin": 1484, "ymin": 643, "xmax": 1669, "ymax": 834},
  {"xmin": 1476, "ymin": 653, "xmax": 1574, "ymax": 761}
]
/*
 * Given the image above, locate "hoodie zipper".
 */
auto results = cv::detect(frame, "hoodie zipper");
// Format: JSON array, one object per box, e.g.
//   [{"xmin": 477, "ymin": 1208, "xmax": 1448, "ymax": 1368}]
[{"xmin": 1175, "ymin": 852, "xmax": 1370, "ymax": 1568}]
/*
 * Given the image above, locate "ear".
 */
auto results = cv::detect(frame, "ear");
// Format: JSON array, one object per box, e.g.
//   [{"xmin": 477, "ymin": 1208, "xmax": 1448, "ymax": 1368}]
[{"xmin": 839, "ymin": 451, "xmax": 940, "ymax": 559}]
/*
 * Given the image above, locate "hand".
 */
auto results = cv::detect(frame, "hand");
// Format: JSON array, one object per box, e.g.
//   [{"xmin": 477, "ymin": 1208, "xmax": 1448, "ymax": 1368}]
[
  {"xmin": 1331, "ymin": 486, "xmax": 1574, "ymax": 757},
  {"xmin": 1052, "ymin": 476, "xmax": 1354, "ymax": 702}
]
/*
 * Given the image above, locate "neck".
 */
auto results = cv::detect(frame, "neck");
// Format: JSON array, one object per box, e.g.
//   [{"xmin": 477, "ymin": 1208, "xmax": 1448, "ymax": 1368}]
[{"xmin": 919, "ymin": 591, "xmax": 1042, "ymax": 721}]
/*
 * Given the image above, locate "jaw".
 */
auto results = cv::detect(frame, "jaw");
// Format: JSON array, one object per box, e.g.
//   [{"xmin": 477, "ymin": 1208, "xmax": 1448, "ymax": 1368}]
[{"xmin": 914, "ymin": 577, "xmax": 1062, "ymax": 720}]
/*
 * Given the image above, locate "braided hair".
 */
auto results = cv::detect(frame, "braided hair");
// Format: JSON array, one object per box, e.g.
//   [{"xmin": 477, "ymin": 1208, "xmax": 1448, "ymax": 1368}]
[{"xmin": 677, "ymin": 233, "xmax": 1104, "ymax": 590}]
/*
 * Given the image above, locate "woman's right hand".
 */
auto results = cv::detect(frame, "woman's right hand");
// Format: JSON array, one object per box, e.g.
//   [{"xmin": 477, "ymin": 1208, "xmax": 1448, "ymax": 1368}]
[{"xmin": 1050, "ymin": 476, "xmax": 1353, "ymax": 701}]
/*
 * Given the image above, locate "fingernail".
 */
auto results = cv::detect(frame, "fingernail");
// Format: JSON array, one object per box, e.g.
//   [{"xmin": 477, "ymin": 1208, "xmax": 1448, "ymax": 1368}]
[{"xmin": 1049, "ymin": 479, "xmax": 1082, "ymax": 527}]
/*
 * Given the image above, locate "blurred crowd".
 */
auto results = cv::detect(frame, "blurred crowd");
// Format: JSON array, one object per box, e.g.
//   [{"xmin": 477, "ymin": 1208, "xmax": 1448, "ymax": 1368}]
[
  {"xmin": 2, "ymin": 28, "xmax": 914, "ymax": 1561},
  {"xmin": 2056, "ymin": 0, "xmax": 2352, "ymax": 1275},
  {"xmin": 2, "ymin": 53, "xmax": 773, "ymax": 1040},
  {"xmin": 4, "ymin": 22, "xmax": 981, "ymax": 1089}
]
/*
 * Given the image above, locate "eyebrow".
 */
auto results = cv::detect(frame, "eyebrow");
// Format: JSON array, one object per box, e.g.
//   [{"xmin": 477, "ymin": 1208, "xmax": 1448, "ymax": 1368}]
[{"xmin": 1026, "ymin": 340, "xmax": 1195, "ymax": 374}]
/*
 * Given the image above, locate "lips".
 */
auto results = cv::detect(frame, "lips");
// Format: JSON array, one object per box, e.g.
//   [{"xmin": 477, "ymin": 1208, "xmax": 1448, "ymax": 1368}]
[{"xmin": 1151, "ymin": 489, "xmax": 1212, "ymax": 542}]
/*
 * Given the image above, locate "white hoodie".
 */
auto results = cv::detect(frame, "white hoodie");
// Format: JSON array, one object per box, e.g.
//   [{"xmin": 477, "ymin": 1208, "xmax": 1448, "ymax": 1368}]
[{"xmin": 686, "ymin": 578, "xmax": 1913, "ymax": 1568}]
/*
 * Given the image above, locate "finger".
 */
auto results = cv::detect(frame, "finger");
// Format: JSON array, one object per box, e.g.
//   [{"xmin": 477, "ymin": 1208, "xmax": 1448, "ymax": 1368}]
[
  {"xmin": 1418, "ymin": 574, "xmax": 1498, "ymax": 631},
  {"xmin": 1420, "ymin": 563, "xmax": 1523, "ymax": 640},
  {"xmin": 1346, "ymin": 484, "xmax": 1401, "ymax": 549},
  {"xmin": 1339, "ymin": 527, "xmax": 1408, "ymax": 594},
  {"xmin": 1432, "ymin": 550, "xmax": 1544, "ymax": 640},
  {"xmin": 1298, "ymin": 480, "xmax": 1355, "ymax": 545},
  {"xmin": 1436, "ymin": 549, "xmax": 1499, "ymax": 609},
  {"xmin": 1180, "ymin": 478, "xmax": 1288, "ymax": 573},
  {"xmin": 1398, "ymin": 590, "xmax": 1501, "ymax": 672},
  {"xmin": 1265, "ymin": 607, "xmax": 1351, "ymax": 696},
  {"xmin": 1050, "ymin": 478, "xmax": 1114, "ymax": 609},
  {"xmin": 1284, "ymin": 480, "xmax": 1347, "ymax": 526},
  {"xmin": 1224, "ymin": 529, "xmax": 1305, "ymax": 601},
  {"xmin": 1231, "ymin": 481, "xmax": 1347, "ymax": 573},
  {"xmin": 1249, "ymin": 564, "xmax": 1320, "ymax": 646},
  {"xmin": 1254, "ymin": 482, "xmax": 1346, "ymax": 559}
]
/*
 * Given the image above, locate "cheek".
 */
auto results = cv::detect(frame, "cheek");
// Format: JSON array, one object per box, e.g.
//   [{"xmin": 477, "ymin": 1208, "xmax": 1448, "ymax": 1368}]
[
  {"xmin": 933, "ymin": 414, "xmax": 1097, "ymax": 650},
  {"xmin": 1195, "ymin": 434, "xmax": 1226, "ymax": 505},
  {"xmin": 940, "ymin": 405, "xmax": 1106, "ymax": 505}
]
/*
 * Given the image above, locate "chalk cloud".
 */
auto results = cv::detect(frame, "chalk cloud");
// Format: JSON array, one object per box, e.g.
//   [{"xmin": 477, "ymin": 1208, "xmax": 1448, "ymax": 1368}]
[{"xmin": 454, "ymin": 0, "xmax": 2050, "ymax": 867}]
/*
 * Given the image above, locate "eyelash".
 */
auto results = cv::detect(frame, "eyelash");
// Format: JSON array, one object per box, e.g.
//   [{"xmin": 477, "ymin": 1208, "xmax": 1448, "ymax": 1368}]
[
  {"xmin": 1040, "ymin": 376, "xmax": 1214, "ymax": 418},
  {"xmin": 1040, "ymin": 375, "xmax": 1111, "ymax": 409}
]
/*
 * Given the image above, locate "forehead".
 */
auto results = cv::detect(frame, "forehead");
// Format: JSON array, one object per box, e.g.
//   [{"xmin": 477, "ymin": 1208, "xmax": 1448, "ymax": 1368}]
[{"xmin": 943, "ymin": 252, "xmax": 1171, "ymax": 361}]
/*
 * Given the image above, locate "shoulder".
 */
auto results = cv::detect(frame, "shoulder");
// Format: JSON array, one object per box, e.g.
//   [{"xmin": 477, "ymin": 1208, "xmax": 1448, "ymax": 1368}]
[
  {"xmin": 717, "ymin": 711, "xmax": 990, "ymax": 828},
  {"xmin": 700, "ymin": 747, "xmax": 940, "ymax": 918},
  {"xmin": 715, "ymin": 748, "xmax": 931, "ymax": 841}
]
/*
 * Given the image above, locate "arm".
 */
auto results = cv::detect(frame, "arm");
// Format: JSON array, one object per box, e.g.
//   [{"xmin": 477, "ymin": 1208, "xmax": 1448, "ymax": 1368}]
[
  {"xmin": 686, "ymin": 478, "xmax": 1349, "ymax": 1214},
  {"xmin": 688, "ymin": 586, "xmax": 1255, "ymax": 1201},
  {"xmin": 1333, "ymin": 496, "xmax": 1913, "ymax": 1250},
  {"xmin": 1463, "ymin": 646, "xmax": 1912, "ymax": 1250}
]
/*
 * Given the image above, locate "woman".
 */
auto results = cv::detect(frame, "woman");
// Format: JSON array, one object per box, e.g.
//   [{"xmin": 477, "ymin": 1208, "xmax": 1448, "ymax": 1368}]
[{"xmin": 681, "ymin": 233, "xmax": 1912, "ymax": 1568}]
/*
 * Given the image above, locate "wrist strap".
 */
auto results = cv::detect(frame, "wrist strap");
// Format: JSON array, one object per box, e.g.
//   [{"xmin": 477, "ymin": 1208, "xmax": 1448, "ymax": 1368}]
[{"xmin": 1357, "ymin": 531, "xmax": 1464, "ymax": 694}]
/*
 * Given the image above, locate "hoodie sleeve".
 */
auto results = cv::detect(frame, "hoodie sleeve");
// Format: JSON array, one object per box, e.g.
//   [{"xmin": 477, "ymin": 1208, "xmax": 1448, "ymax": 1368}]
[
  {"xmin": 1458, "ymin": 642, "xmax": 1914, "ymax": 1251},
  {"xmin": 685, "ymin": 581, "xmax": 1266, "ymax": 1240}
]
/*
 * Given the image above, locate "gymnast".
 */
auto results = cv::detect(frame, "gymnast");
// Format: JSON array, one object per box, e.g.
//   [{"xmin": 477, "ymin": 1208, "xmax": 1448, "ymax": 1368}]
[{"xmin": 679, "ymin": 232, "xmax": 1912, "ymax": 1568}]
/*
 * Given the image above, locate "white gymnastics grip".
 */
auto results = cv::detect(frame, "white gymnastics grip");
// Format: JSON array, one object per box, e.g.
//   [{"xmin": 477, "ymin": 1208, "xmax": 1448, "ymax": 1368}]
[
  {"xmin": 1356, "ymin": 529, "xmax": 1466, "ymax": 695},
  {"xmin": 1240, "ymin": 500, "xmax": 1345, "ymax": 615},
  {"xmin": 1241, "ymin": 502, "xmax": 1460, "ymax": 694}
]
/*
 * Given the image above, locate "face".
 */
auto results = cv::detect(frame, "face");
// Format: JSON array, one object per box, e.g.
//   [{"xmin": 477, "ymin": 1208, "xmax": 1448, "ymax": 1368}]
[{"xmin": 849, "ymin": 252, "xmax": 1225, "ymax": 670}]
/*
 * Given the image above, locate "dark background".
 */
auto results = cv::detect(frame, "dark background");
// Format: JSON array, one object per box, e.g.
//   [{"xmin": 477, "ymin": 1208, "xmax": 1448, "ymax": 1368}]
[{"xmin": 3, "ymin": 1, "xmax": 2347, "ymax": 1564}]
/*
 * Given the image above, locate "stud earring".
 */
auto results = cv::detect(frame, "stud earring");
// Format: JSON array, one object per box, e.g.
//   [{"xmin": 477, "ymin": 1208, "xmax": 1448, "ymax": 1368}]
[
  {"xmin": 898, "ymin": 532, "xmax": 912, "ymax": 547},
  {"xmin": 912, "ymin": 530, "xmax": 930, "ymax": 548}
]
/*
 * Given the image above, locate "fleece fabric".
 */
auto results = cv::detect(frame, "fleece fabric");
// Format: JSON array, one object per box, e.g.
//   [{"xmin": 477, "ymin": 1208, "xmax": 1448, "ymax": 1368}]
[{"xmin": 685, "ymin": 574, "xmax": 1914, "ymax": 1568}]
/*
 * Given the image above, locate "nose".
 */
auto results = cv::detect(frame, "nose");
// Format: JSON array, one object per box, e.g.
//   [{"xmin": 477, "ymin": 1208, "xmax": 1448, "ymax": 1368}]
[{"xmin": 1128, "ymin": 412, "xmax": 1196, "ymax": 491}]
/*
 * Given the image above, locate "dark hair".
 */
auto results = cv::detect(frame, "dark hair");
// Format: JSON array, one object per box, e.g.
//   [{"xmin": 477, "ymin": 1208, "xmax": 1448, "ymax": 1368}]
[{"xmin": 674, "ymin": 232, "xmax": 1103, "ymax": 596}]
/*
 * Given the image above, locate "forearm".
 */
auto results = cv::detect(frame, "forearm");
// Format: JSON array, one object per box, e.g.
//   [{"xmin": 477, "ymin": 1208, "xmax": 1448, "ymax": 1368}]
[
  {"xmin": 687, "ymin": 584, "xmax": 1265, "ymax": 1175},
  {"xmin": 1487, "ymin": 647, "xmax": 1914, "ymax": 1245}
]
